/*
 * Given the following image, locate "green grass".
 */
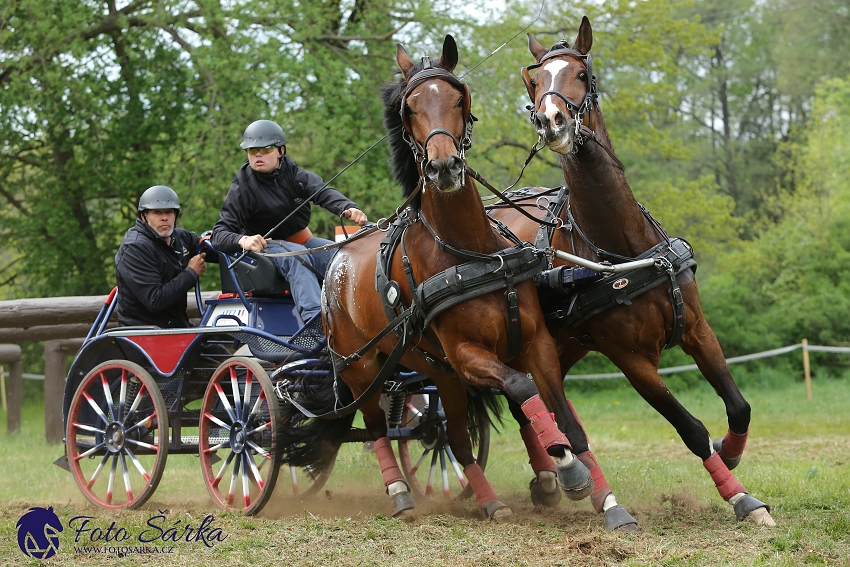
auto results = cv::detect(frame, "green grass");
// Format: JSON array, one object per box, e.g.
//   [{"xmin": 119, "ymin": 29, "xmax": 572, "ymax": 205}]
[{"xmin": 1, "ymin": 375, "xmax": 849, "ymax": 566}]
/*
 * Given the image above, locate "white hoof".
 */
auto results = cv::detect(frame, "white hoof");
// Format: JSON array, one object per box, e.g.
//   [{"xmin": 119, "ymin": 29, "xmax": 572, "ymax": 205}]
[{"xmin": 745, "ymin": 506, "xmax": 776, "ymax": 527}]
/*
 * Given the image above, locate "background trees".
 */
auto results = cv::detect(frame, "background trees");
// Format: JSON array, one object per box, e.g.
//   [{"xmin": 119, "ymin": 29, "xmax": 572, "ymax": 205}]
[{"xmin": 2, "ymin": 0, "xmax": 848, "ymax": 358}]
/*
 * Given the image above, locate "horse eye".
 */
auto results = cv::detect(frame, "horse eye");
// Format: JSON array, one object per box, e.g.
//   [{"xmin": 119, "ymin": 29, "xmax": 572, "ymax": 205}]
[
  {"xmin": 456, "ymin": 96, "xmax": 464, "ymax": 108},
  {"xmin": 578, "ymin": 72, "xmax": 588, "ymax": 81},
  {"xmin": 530, "ymin": 78, "xmax": 537, "ymax": 87}
]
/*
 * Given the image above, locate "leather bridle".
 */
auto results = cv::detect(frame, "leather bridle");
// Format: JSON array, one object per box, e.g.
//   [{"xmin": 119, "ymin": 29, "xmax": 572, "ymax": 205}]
[
  {"xmin": 399, "ymin": 58, "xmax": 475, "ymax": 167},
  {"xmin": 521, "ymin": 46, "xmax": 623, "ymax": 171}
]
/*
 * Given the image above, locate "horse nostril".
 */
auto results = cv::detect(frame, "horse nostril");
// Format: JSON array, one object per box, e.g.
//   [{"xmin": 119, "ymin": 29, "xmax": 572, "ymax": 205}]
[
  {"xmin": 424, "ymin": 159, "xmax": 440, "ymax": 179},
  {"xmin": 552, "ymin": 110, "xmax": 566, "ymax": 130},
  {"xmin": 447, "ymin": 156, "xmax": 463, "ymax": 177},
  {"xmin": 534, "ymin": 111, "xmax": 549, "ymax": 131}
]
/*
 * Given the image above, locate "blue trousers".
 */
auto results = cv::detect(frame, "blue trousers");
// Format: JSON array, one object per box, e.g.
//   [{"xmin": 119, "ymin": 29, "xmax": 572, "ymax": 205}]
[{"xmin": 265, "ymin": 238, "xmax": 336, "ymax": 322}]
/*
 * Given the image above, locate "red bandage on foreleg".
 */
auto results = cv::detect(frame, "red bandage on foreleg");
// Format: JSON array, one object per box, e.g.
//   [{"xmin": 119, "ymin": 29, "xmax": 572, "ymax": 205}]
[
  {"xmin": 703, "ymin": 452, "xmax": 746, "ymax": 501},
  {"xmin": 464, "ymin": 463, "xmax": 499, "ymax": 508},
  {"xmin": 374, "ymin": 437, "xmax": 405, "ymax": 487},
  {"xmin": 521, "ymin": 395, "xmax": 571, "ymax": 450},
  {"xmin": 520, "ymin": 423, "xmax": 557, "ymax": 473},
  {"xmin": 721, "ymin": 428, "xmax": 748, "ymax": 458},
  {"xmin": 578, "ymin": 451, "xmax": 611, "ymax": 514}
]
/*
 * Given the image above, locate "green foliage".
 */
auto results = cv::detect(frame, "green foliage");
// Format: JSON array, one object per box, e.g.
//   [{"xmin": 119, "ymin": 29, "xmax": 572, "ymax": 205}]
[{"xmin": 702, "ymin": 77, "xmax": 850, "ymax": 354}]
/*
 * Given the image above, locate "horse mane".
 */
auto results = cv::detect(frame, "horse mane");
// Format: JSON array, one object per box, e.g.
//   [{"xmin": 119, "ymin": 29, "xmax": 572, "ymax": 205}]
[{"xmin": 382, "ymin": 57, "xmax": 456, "ymax": 208}]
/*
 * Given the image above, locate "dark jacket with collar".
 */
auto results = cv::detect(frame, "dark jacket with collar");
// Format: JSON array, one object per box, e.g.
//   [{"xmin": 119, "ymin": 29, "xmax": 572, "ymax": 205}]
[
  {"xmin": 211, "ymin": 156, "xmax": 358, "ymax": 253},
  {"xmin": 115, "ymin": 218, "xmax": 202, "ymax": 328}
]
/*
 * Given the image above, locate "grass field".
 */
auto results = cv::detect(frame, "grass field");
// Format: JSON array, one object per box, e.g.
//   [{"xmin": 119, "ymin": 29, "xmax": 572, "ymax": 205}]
[{"xmin": 1, "ymin": 373, "xmax": 848, "ymax": 566}]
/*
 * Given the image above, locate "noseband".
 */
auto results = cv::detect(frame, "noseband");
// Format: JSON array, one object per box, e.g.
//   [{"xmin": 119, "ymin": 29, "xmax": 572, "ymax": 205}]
[{"xmin": 400, "ymin": 59, "xmax": 476, "ymax": 166}]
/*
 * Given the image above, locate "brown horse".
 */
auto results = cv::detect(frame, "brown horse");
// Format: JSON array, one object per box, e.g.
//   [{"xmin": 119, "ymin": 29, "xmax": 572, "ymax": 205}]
[
  {"xmin": 277, "ymin": 35, "xmax": 600, "ymax": 520},
  {"xmin": 490, "ymin": 17, "xmax": 775, "ymax": 526}
]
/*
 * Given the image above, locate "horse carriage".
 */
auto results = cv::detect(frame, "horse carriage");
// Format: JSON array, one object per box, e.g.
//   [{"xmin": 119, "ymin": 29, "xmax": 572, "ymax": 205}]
[
  {"xmin": 59, "ymin": 19, "xmax": 775, "ymax": 528},
  {"xmin": 59, "ymin": 243, "xmax": 488, "ymax": 514}
]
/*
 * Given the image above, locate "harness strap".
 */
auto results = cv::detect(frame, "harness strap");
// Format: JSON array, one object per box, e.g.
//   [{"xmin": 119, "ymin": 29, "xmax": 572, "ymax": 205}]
[
  {"xmin": 287, "ymin": 320, "xmax": 411, "ymax": 420},
  {"xmin": 505, "ymin": 274, "xmax": 522, "ymax": 359}
]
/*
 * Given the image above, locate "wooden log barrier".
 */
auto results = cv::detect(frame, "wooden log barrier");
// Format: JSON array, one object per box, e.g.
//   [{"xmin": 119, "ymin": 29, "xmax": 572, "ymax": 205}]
[
  {"xmin": 44, "ymin": 339, "xmax": 85, "ymax": 444},
  {"xmin": 0, "ymin": 344, "xmax": 23, "ymax": 433}
]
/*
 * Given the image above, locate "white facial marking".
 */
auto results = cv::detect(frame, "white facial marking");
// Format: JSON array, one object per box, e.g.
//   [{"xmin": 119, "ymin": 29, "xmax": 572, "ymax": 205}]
[
  {"xmin": 429, "ymin": 84, "xmax": 440, "ymax": 93},
  {"xmin": 542, "ymin": 60, "xmax": 569, "ymax": 124}
]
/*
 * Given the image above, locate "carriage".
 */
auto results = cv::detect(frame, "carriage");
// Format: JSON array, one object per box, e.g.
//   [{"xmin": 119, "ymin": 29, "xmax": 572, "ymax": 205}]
[{"xmin": 58, "ymin": 242, "xmax": 488, "ymax": 514}]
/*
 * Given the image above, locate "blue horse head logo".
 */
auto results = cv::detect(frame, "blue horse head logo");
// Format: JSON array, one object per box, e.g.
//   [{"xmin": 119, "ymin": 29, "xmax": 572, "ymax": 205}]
[{"xmin": 16, "ymin": 506, "xmax": 63, "ymax": 559}]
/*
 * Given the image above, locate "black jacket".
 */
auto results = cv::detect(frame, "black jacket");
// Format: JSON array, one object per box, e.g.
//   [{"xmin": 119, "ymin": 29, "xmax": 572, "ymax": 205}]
[
  {"xmin": 211, "ymin": 156, "xmax": 358, "ymax": 253},
  {"xmin": 115, "ymin": 219, "xmax": 202, "ymax": 328}
]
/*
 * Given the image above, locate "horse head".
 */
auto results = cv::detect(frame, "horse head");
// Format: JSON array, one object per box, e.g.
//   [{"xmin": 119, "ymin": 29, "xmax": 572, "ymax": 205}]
[
  {"xmin": 383, "ymin": 35, "xmax": 473, "ymax": 195},
  {"xmin": 524, "ymin": 16, "xmax": 597, "ymax": 154}
]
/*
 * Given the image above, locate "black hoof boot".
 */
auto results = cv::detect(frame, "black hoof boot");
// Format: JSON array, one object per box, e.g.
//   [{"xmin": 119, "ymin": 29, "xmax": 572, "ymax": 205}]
[
  {"xmin": 734, "ymin": 494, "xmax": 775, "ymax": 526},
  {"xmin": 557, "ymin": 457, "xmax": 594, "ymax": 501},
  {"xmin": 391, "ymin": 491, "xmax": 416, "ymax": 518},
  {"xmin": 713, "ymin": 437, "xmax": 742, "ymax": 470},
  {"xmin": 529, "ymin": 474, "xmax": 561, "ymax": 508},
  {"xmin": 603, "ymin": 505, "xmax": 640, "ymax": 531}
]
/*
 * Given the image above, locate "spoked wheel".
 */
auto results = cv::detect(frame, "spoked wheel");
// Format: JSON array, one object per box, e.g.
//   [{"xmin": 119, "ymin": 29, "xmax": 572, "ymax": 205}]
[
  {"xmin": 396, "ymin": 394, "xmax": 490, "ymax": 500},
  {"xmin": 66, "ymin": 360, "xmax": 168, "ymax": 510},
  {"xmin": 199, "ymin": 357, "xmax": 281, "ymax": 515},
  {"xmin": 279, "ymin": 446, "xmax": 338, "ymax": 499}
]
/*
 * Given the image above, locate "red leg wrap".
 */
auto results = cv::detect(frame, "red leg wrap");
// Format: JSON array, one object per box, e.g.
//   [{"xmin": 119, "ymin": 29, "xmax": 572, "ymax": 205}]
[
  {"xmin": 722, "ymin": 428, "xmax": 748, "ymax": 458},
  {"xmin": 577, "ymin": 451, "xmax": 611, "ymax": 514},
  {"xmin": 703, "ymin": 453, "xmax": 747, "ymax": 501},
  {"xmin": 520, "ymin": 424, "xmax": 556, "ymax": 473},
  {"xmin": 464, "ymin": 463, "xmax": 499, "ymax": 508},
  {"xmin": 521, "ymin": 395, "xmax": 571, "ymax": 450},
  {"xmin": 374, "ymin": 437, "xmax": 405, "ymax": 487}
]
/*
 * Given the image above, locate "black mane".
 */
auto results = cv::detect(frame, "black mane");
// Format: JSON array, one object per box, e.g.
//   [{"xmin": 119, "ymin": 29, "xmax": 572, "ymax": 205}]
[{"xmin": 381, "ymin": 57, "xmax": 456, "ymax": 207}]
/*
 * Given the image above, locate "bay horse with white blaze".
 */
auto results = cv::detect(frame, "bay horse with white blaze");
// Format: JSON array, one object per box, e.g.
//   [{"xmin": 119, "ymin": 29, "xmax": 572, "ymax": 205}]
[
  {"xmin": 277, "ymin": 35, "xmax": 596, "ymax": 520},
  {"xmin": 490, "ymin": 16, "xmax": 775, "ymax": 526}
]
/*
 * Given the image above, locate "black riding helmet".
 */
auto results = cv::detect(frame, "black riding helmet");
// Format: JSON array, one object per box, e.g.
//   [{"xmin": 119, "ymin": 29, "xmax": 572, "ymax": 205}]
[
  {"xmin": 240, "ymin": 119, "xmax": 286, "ymax": 149},
  {"xmin": 138, "ymin": 185, "xmax": 180, "ymax": 218}
]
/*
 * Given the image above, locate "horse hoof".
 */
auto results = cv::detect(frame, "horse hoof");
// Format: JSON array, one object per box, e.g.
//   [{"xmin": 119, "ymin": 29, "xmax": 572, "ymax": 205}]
[
  {"xmin": 557, "ymin": 458, "xmax": 594, "ymax": 501},
  {"xmin": 602, "ymin": 505, "xmax": 640, "ymax": 532},
  {"xmin": 713, "ymin": 437, "xmax": 742, "ymax": 470},
  {"xmin": 391, "ymin": 491, "xmax": 417, "ymax": 518},
  {"xmin": 480, "ymin": 499, "xmax": 513, "ymax": 521},
  {"xmin": 733, "ymin": 494, "xmax": 775, "ymax": 526},
  {"xmin": 529, "ymin": 476, "xmax": 561, "ymax": 508}
]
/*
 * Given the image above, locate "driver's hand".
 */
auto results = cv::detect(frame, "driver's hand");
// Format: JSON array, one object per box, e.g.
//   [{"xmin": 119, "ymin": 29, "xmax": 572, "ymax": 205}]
[
  {"xmin": 188, "ymin": 253, "xmax": 207, "ymax": 276},
  {"xmin": 238, "ymin": 234, "xmax": 269, "ymax": 252},
  {"xmin": 343, "ymin": 208, "xmax": 368, "ymax": 226}
]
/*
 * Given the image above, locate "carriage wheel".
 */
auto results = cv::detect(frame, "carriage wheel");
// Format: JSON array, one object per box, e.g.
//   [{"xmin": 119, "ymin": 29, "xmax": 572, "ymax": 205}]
[
  {"xmin": 279, "ymin": 447, "xmax": 338, "ymax": 500},
  {"xmin": 199, "ymin": 357, "xmax": 281, "ymax": 515},
  {"xmin": 66, "ymin": 360, "xmax": 168, "ymax": 510},
  {"xmin": 397, "ymin": 394, "xmax": 490, "ymax": 500}
]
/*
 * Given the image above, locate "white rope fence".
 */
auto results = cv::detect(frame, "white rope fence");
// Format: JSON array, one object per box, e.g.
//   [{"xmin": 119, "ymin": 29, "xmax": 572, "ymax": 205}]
[
  {"xmin": 2, "ymin": 341, "xmax": 849, "ymax": 384},
  {"xmin": 564, "ymin": 341, "xmax": 850, "ymax": 380}
]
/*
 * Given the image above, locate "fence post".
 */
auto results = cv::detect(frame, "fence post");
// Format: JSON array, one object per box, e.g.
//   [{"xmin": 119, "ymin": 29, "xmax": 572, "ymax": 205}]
[
  {"xmin": 0, "ymin": 345, "xmax": 23, "ymax": 433},
  {"xmin": 44, "ymin": 339, "xmax": 84, "ymax": 444},
  {"xmin": 802, "ymin": 338, "xmax": 812, "ymax": 401},
  {"xmin": 1, "ymin": 364, "xmax": 6, "ymax": 411}
]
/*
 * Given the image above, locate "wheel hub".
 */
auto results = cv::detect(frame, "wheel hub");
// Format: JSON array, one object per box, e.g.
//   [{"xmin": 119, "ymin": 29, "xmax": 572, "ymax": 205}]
[
  {"xmin": 105, "ymin": 423, "xmax": 125, "ymax": 453},
  {"xmin": 230, "ymin": 422, "xmax": 246, "ymax": 453}
]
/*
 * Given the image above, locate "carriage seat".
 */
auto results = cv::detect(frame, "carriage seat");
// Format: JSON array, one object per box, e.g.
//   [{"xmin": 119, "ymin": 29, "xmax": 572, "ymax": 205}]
[{"xmin": 219, "ymin": 250, "xmax": 291, "ymax": 297}]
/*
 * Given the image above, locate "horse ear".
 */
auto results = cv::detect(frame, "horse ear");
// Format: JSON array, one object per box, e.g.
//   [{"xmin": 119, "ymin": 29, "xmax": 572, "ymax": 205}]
[
  {"xmin": 573, "ymin": 16, "xmax": 593, "ymax": 54},
  {"xmin": 396, "ymin": 43, "xmax": 414, "ymax": 78},
  {"xmin": 439, "ymin": 34, "xmax": 458, "ymax": 72},
  {"xmin": 527, "ymin": 33, "xmax": 548, "ymax": 63}
]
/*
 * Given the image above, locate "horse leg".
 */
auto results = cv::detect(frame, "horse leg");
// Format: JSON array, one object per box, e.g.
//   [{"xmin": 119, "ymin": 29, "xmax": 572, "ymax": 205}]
[
  {"xmin": 431, "ymin": 375, "xmax": 513, "ymax": 520},
  {"xmin": 507, "ymin": 399, "xmax": 560, "ymax": 508},
  {"xmin": 605, "ymin": 349, "xmax": 774, "ymax": 526},
  {"xmin": 352, "ymin": 363, "xmax": 416, "ymax": 518},
  {"xmin": 453, "ymin": 343, "xmax": 594, "ymax": 501},
  {"xmin": 680, "ymin": 303, "xmax": 751, "ymax": 470},
  {"xmin": 557, "ymin": 348, "xmax": 640, "ymax": 531}
]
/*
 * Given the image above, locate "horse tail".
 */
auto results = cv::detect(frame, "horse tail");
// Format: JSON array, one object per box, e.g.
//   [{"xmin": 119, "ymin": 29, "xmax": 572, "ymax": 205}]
[
  {"xmin": 276, "ymin": 360, "xmax": 355, "ymax": 473},
  {"xmin": 466, "ymin": 386, "xmax": 503, "ymax": 448}
]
